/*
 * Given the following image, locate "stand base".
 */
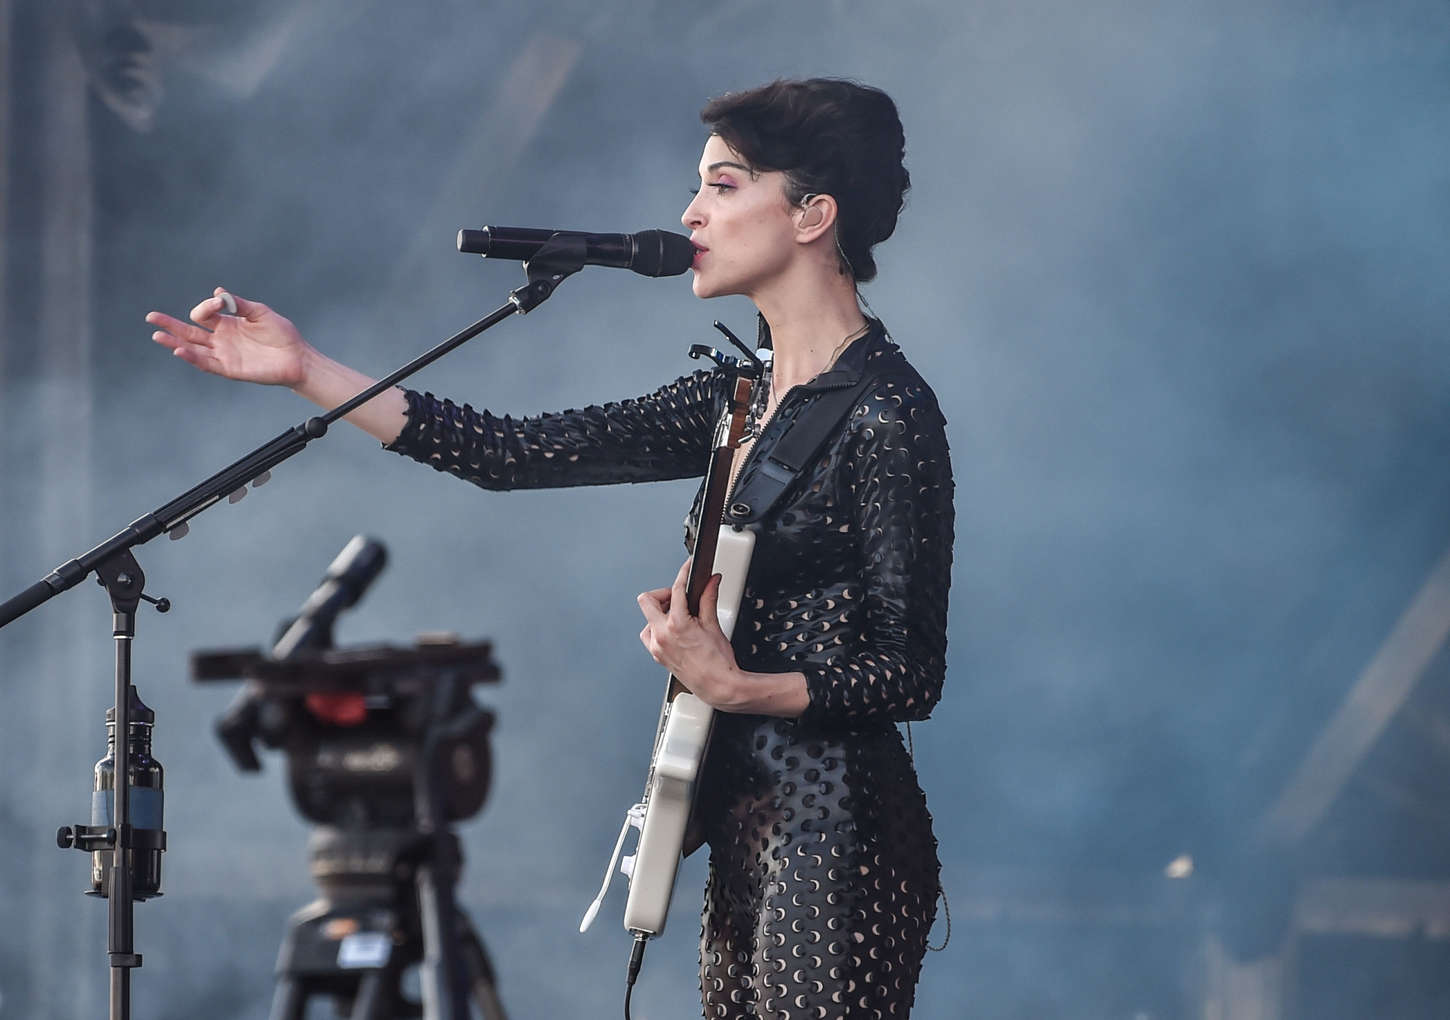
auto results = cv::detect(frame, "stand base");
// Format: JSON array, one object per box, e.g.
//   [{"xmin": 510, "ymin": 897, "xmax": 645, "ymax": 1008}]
[
  {"xmin": 268, "ymin": 898, "xmax": 504, "ymax": 1020},
  {"xmin": 267, "ymin": 827, "xmax": 505, "ymax": 1020}
]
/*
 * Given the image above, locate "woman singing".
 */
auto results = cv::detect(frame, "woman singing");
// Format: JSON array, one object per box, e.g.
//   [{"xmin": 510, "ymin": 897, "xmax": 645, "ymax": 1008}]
[{"xmin": 149, "ymin": 78, "xmax": 953, "ymax": 1019}]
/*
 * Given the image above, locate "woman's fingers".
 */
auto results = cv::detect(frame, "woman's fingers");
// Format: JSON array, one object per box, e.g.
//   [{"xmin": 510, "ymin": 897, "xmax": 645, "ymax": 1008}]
[
  {"xmin": 668, "ymin": 558, "xmax": 692, "ymax": 618},
  {"xmin": 146, "ymin": 310, "xmax": 214, "ymax": 347},
  {"xmin": 150, "ymin": 325, "xmax": 212, "ymax": 357},
  {"xmin": 187, "ymin": 293, "xmax": 227, "ymax": 324},
  {"xmin": 147, "ymin": 304, "xmax": 225, "ymax": 373},
  {"xmin": 148, "ymin": 289, "xmax": 307, "ymax": 387},
  {"xmin": 148, "ymin": 323, "xmax": 180, "ymax": 350},
  {"xmin": 640, "ymin": 585, "xmax": 671, "ymax": 610},
  {"xmin": 698, "ymin": 573, "xmax": 723, "ymax": 630},
  {"xmin": 167, "ymin": 341, "xmax": 225, "ymax": 375},
  {"xmin": 215, "ymin": 287, "xmax": 265, "ymax": 321},
  {"xmin": 637, "ymin": 592, "xmax": 667, "ymax": 635},
  {"xmin": 639, "ymin": 624, "xmax": 661, "ymax": 662}
]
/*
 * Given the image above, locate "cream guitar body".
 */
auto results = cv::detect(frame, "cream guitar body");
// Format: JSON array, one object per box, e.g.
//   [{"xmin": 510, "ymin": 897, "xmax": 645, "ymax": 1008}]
[
  {"xmin": 580, "ymin": 366, "xmax": 758, "ymax": 942},
  {"xmin": 621, "ymin": 524, "xmax": 754, "ymax": 936}
]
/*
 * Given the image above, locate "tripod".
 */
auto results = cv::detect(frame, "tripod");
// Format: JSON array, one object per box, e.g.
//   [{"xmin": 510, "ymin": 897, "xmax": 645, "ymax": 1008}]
[
  {"xmin": 269, "ymin": 827, "xmax": 505, "ymax": 1020},
  {"xmin": 193, "ymin": 631, "xmax": 508, "ymax": 1020}
]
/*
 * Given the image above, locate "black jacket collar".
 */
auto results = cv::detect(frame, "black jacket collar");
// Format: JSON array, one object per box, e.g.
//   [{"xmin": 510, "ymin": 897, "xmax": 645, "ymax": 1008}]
[{"xmin": 754, "ymin": 313, "xmax": 888, "ymax": 392}]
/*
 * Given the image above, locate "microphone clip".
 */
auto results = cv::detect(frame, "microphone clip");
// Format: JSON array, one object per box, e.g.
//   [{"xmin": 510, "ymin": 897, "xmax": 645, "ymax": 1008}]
[
  {"xmin": 687, "ymin": 321, "xmax": 765, "ymax": 379},
  {"xmin": 508, "ymin": 234, "xmax": 587, "ymax": 314}
]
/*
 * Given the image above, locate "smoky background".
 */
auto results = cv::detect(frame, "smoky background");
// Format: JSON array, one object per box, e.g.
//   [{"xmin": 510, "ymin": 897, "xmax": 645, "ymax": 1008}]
[{"xmin": 2, "ymin": 0, "xmax": 1449, "ymax": 1017}]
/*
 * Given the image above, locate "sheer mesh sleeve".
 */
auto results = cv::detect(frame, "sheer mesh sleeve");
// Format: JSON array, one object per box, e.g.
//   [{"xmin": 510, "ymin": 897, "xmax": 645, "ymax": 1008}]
[
  {"xmin": 383, "ymin": 369, "xmax": 726, "ymax": 490},
  {"xmin": 799, "ymin": 373, "xmax": 954, "ymax": 726}
]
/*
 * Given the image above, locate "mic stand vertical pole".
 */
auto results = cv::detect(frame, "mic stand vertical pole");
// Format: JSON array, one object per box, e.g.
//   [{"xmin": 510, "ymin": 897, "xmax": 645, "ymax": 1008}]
[{"xmin": 96, "ymin": 550, "xmax": 146, "ymax": 1020}]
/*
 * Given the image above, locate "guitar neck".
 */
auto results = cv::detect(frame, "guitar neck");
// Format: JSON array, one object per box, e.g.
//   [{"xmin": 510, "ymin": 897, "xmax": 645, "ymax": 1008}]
[
  {"xmin": 685, "ymin": 373, "xmax": 754, "ymax": 611},
  {"xmin": 669, "ymin": 372, "xmax": 754, "ymax": 694}
]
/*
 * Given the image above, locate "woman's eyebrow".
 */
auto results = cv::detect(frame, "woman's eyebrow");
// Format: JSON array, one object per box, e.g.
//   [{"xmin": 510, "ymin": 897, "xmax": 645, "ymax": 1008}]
[{"xmin": 703, "ymin": 160, "xmax": 752, "ymax": 176}]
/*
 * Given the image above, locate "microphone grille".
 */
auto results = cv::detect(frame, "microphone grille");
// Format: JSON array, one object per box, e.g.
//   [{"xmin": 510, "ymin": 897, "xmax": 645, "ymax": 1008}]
[{"xmin": 632, "ymin": 229, "xmax": 696, "ymax": 277}]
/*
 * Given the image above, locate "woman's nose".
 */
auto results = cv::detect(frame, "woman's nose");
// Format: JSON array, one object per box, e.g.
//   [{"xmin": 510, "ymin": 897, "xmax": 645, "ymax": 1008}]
[{"xmin": 681, "ymin": 195, "xmax": 705, "ymax": 230}]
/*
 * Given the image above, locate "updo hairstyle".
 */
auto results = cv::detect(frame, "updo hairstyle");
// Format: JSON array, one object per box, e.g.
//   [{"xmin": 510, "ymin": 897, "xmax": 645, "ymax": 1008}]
[{"xmin": 699, "ymin": 78, "xmax": 910, "ymax": 284}]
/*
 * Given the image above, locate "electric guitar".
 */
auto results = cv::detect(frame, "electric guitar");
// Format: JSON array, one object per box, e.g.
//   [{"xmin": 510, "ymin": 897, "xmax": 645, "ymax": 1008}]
[{"xmin": 581, "ymin": 365, "xmax": 757, "ymax": 939}]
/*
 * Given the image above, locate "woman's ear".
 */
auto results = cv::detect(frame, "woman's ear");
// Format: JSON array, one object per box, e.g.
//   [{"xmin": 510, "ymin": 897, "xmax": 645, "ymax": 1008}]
[{"xmin": 795, "ymin": 193, "xmax": 837, "ymax": 241}]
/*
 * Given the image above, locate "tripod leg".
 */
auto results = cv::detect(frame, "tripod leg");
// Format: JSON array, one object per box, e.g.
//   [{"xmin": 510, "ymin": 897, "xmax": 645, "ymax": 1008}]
[
  {"xmin": 349, "ymin": 971, "xmax": 392, "ymax": 1020},
  {"xmin": 416, "ymin": 860, "xmax": 472, "ymax": 1020},
  {"xmin": 458, "ymin": 920, "xmax": 508, "ymax": 1020},
  {"xmin": 268, "ymin": 978, "xmax": 306, "ymax": 1020}
]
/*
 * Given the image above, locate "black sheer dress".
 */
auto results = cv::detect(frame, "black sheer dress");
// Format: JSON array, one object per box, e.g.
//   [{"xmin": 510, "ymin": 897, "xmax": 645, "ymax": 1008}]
[{"xmin": 386, "ymin": 320, "xmax": 953, "ymax": 1018}]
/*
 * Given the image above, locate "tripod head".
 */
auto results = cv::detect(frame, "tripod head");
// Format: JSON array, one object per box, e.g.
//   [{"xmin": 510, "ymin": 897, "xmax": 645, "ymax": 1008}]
[
  {"xmin": 193, "ymin": 636, "xmax": 500, "ymax": 829},
  {"xmin": 190, "ymin": 536, "xmax": 500, "ymax": 830}
]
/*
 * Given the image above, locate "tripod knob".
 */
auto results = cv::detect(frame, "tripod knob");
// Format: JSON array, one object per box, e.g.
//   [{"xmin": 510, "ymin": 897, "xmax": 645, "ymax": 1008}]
[{"xmin": 57, "ymin": 825, "xmax": 75, "ymax": 849}]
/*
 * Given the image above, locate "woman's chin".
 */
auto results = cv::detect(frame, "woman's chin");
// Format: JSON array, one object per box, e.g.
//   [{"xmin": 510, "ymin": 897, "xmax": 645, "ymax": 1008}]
[{"xmin": 691, "ymin": 272, "xmax": 744, "ymax": 301}]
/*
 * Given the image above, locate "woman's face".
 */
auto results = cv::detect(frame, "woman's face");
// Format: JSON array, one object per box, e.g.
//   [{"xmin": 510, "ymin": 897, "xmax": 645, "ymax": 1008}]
[{"xmin": 681, "ymin": 135, "xmax": 798, "ymax": 300}]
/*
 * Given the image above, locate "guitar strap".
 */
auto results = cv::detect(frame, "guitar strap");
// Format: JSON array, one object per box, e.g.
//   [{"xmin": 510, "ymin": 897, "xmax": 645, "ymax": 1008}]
[
  {"xmin": 724, "ymin": 372, "xmax": 879, "ymax": 528},
  {"xmin": 673, "ymin": 370, "xmax": 876, "ymax": 858}
]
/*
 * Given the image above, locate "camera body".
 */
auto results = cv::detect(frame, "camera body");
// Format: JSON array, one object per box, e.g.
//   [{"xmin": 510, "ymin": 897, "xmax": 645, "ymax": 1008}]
[{"xmin": 194, "ymin": 637, "xmax": 500, "ymax": 831}]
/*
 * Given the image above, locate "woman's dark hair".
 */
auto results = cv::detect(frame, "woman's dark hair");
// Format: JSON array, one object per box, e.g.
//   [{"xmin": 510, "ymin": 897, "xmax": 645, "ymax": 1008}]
[{"xmin": 700, "ymin": 78, "xmax": 909, "ymax": 284}]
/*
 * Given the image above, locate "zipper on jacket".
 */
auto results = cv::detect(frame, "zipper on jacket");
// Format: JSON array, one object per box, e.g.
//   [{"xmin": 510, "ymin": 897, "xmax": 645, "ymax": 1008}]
[{"xmin": 722, "ymin": 371, "xmax": 857, "ymax": 513}]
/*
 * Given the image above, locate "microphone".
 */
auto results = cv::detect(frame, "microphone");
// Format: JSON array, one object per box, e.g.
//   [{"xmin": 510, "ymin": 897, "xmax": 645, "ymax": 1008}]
[
  {"xmin": 457, "ymin": 226, "xmax": 695, "ymax": 278},
  {"xmin": 270, "ymin": 535, "xmax": 388, "ymax": 660}
]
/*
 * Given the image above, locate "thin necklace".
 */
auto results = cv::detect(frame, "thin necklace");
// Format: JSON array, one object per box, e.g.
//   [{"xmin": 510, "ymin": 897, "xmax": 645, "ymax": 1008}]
[
  {"xmin": 768, "ymin": 319, "xmax": 871, "ymax": 406},
  {"xmin": 743, "ymin": 319, "xmax": 871, "ymax": 442}
]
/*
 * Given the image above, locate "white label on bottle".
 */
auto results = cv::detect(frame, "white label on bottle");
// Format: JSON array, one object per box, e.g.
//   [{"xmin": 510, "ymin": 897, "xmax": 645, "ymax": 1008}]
[{"xmin": 337, "ymin": 932, "xmax": 391, "ymax": 969}]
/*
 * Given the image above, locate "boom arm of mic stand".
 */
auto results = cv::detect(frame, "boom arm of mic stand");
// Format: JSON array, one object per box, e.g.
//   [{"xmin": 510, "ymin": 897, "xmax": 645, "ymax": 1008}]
[{"xmin": 0, "ymin": 246, "xmax": 584, "ymax": 632}]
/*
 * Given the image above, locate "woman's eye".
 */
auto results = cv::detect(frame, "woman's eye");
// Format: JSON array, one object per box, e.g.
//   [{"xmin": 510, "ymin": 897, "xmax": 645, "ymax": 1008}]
[{"xmin": 690, "ymin": 183, "xmax": 734, "ymax": 196}]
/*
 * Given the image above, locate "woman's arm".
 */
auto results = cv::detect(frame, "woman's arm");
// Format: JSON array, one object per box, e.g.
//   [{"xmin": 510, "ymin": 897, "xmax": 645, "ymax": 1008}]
[
  {"xmin": 798, "ymin": 373, "xmax": 955, "ymax": 726},
  {"xmin": 386, "ymin": 368, "xmax": 725, "ymax": 491},
  {"xmin": 151, "ymin": 288, "xmax": 727, "ymax": 486}
]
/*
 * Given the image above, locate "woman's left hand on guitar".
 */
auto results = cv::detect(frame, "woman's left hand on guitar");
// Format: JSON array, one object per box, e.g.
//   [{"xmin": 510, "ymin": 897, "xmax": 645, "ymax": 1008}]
[{"xmin": 637, "ymin": 558, "xmax": 745, "ymax": 711}]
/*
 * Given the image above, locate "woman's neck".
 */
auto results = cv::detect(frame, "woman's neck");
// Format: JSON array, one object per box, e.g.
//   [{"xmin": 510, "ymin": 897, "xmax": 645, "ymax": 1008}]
[{"xmin": 753, "ymin": 263, "xmax": 869, "ymax": 392}]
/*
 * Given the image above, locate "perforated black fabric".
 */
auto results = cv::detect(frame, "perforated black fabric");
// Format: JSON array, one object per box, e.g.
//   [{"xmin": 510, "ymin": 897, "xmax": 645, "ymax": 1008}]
[
  {"xmin": 388, "ymin": 366, "xmax": 725, "ymax": 489},
  {"xmin": 387, "ymin": 321, "xmax": 952, "ymax": 1017}
]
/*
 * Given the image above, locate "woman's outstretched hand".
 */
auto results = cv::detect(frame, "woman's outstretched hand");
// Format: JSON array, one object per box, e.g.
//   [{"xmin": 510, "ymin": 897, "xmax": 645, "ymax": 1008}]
[
  {"xmin": 147, "ymin": 286, "xmax": 408, "ymax": 445},
  {"xmin": 147, "ymin": 287, "xmax": 308, "ymax": 387}
]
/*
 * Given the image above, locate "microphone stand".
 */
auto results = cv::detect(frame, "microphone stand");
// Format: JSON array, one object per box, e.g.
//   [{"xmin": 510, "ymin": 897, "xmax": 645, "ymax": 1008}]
[{"xmin": 2, "ymin": 240, "xmax": 587, "ymax": 1020}]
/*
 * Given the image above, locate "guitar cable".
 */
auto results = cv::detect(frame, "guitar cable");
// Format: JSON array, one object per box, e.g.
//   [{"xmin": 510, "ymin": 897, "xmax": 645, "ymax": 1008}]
[{"xmin": 623, "ymin": 934, "xmax": 648, "ymax": 1019}]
